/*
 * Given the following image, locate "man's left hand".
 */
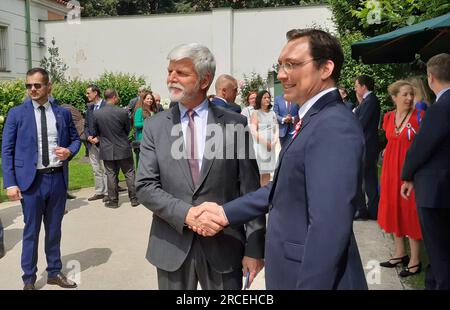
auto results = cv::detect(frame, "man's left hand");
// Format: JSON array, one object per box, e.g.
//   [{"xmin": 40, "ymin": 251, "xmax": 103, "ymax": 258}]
[
  {"xmin": 242, "ymin": 256, "xmax": 264, "ymax": 289},
  {"xmin": 54, "ymin": 147, "xmax": 72, "ymax": 161}
]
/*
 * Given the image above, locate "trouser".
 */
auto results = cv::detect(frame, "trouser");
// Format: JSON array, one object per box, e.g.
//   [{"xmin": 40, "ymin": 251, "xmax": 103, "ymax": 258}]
[
  {"xmin": 88, "ymin": 144, "xmax": 107, "ymax": 195},
  {"xmin": 418, "ymin": 207, "xmax": 450, "ymax": 290},
  {"xmin": 360, "ymin": 155, "xmax": 379, "ymax": 219},
  {"xmin": 103, "ymin": 157, "xmax": 136, "ymax": 202},
  {"xmin": 0, "ymin": 217, "xmax": 4, "ymax": 257},
  {"xmin": 21, "ymin": 171, "xmax": 66, "ymax": 284},
  {"xmin": 157, "ymin": 237, "xmax": 243, "ymax": 290}
]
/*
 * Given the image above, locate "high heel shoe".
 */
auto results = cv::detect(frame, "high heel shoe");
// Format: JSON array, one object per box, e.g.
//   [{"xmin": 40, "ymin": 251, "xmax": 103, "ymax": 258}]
[
  {"xmin": 379, "ymin": 255, "xmax": 410, "ymax": 268},
  {"xmin": 399, "ymin": 263, "xmax": 422, "ymax": 277}
]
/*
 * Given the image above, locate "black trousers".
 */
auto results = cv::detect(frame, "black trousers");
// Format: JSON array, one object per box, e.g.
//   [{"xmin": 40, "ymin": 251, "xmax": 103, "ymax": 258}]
[
  {"xmin": 418, "ymin": 207, "xmax": 450, "ymax": 290},
  {"xmin": 0, "ymin": 217, "xmax": 4, "ymax": 257},
  {"xmin": 359, "ymin": 155, "xmax": 379, "ymax": 219}
]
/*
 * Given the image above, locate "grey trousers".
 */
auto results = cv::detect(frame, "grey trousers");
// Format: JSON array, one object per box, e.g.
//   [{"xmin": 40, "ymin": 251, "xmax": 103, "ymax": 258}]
[
  {"xmin": 103, "ymin": 157, "xmax": 136, "ymax": 202},
  {"xmin": 88, "ymin": 144, "xmax": 107, "ymax": 195},
  {"xmin": 157, "ymin": 237, "xmax": 243, "ymax": 290}
]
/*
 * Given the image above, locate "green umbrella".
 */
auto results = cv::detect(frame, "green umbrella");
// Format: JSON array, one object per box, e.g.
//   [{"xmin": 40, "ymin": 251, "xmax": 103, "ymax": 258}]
[{"xmin": 351, "ymin": 12, "xmax": 450, "ymax": 64}]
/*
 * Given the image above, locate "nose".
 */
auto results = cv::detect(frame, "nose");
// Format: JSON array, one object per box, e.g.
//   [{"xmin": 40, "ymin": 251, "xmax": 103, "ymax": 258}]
[
  {"xmin": 167, "ymin": 71, "xmax": 178, "ymax": 83},
  {"xmin": 277, "ymin": 68, "xmax": 287, "ymax": 82}
]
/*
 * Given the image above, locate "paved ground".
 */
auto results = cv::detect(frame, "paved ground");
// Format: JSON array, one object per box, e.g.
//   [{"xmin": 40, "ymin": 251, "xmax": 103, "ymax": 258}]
[{"xmin": 0, "ymin": 186, "xmax": 408, "ymax": 290}]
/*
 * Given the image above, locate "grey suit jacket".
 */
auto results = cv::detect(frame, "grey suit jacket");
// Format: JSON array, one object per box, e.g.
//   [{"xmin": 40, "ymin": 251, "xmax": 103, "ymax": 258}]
[
  {"xmin": 93, "ymin": 104, "xmax": 132, "ymax": 161},
  {"xmin": 136, "ymin": 102, "xmax": 266, "ymax": 273}
]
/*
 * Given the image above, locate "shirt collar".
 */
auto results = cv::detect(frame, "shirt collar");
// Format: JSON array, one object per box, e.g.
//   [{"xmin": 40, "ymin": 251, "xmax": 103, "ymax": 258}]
[
  {"xmin": 179, "ymin": 98, "xmax": 209, "ymax": 118},
  {"xmin": 363, "ymin": 91, "xmax": 372, "ymax": 99},
  {"xmin": 436, "ymin": 87, "xmax": 450, "ymax": 102},
  {"xmin": 298, "ymin": 87, "xmax": 336, "ymax": 119},
  {"xmin": 32, "ymin": 100, "xmax": 50, "ymax": 110},
  {"xmin": 215, "ymin": 96, "xmax": 228, "ymax": 104}
]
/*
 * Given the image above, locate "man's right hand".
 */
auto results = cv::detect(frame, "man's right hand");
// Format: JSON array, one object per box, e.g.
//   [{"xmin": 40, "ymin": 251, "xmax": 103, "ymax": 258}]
[
  {"xmin": 185, "ymin": 202, "xmax": 228, "ymax": 236},
  {"xmin": 7, "ymin": 187, "xmax": 22, "ymax": 201}
]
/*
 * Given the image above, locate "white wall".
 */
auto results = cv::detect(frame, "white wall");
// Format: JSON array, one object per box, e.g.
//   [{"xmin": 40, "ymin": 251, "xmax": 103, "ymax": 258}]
[
  {"xmin": 0, "ymin": 0, "xmax": 68, "ymax": 80},
  {"xmin": 42, "ymin": 5, "xmax": 334, "ymax": 101}
]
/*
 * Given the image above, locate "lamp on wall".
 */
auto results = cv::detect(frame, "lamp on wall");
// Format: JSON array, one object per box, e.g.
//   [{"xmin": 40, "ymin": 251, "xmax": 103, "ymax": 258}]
[{"xmin": 38, "ymin": 37, "xmax": 46, "ymax": 47}]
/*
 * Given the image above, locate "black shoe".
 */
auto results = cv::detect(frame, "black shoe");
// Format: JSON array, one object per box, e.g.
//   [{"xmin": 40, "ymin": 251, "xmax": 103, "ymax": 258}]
[
  {"xmin": 118, "ymin": 186, "xmax": 127, "ymax": 192},
  {"xmin": 66, "ymin": 192, "xmax": 76, "ymax": 200},
  {"xmin": 105, "ymin": 201, "xmax": 119, "ymax": 208},
  {"xmin": 130, "ymin": 199, "xmax": 139, "ymax": 207},
  {"xmin": 102, "ymin": 196, "xmax": 110, "ymax": 203},
  {"xmin": 399, "ymin": 263, "xmax": 422, "ymax": 277},
  {"xmin": 354, "ymin": 209, "xmax": 369, "ymax": 221},
  {"xmin": 87, "ymin": 194, "xmax": 105, "ymax": 201},
  {"xmin": 47, "ymin": 272, "xmax": 77, "ymax": 288},
  {"xmin": 23, "ymin": 283, "xmax": 36, "ymax": 290},
  {"xmin": 380, "ymin": 255, "xmax": 410, "ymax": 268},
  {"xmin": 0, "ymin": 245, "xmax": 5, "ymax": 259}
]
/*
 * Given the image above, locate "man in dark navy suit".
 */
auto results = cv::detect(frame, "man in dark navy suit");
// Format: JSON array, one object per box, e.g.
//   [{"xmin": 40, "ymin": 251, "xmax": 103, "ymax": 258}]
[
  {"xmin": 211, "ymin": 74, "xmax": 241, "ymax": 113},
  {"xmin": 401, "ymin": 53, "xmax": 450, "ymax": 290},
  {"xmin": 190, "ymin": 29, "xmax": 368, "ymax": 290},
  {"xmin": 354, "ymin": 75, "xmax": 381, "ymax": 220},
  {"xmin": 1, "ymin": 68, "xmax": 80, "ymax": 290},
  {"xmin": 273, "ymin": 95, "xmax": 300, "ymax": 148}
]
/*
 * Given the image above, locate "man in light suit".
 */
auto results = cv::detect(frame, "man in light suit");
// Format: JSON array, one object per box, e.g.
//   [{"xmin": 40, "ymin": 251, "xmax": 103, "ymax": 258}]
[
  {"xmin": 354, "ymin": 75, "xmax": 381, "ymax": 220},
  {"xmin": 135, "ymin": 43, "xmax": 265, "ymax": 290},
  {"xmin": 84, "ymin": 84, "xmax": 108, "ymax": 201},
  {"xmin": 401, "ymin": 53, "xmax": 450, "ymax": 290},
  {"xmin": 273, "ymin": 95, "xmax": 300, "ymax": 148},
  {"xmin": 1, "ymin": 68, "xmax": 80, "ymax": 290},
  {"xmin": 211, "ymin": 74, "xmax": 242, "ymax": 113},
  {"xmin": 191, "ymin": 29, "xmax": 368, "ymax": 290},
  {"xmin": 93, "ymin": 89, "xmax": 138, "ymax": 208}
]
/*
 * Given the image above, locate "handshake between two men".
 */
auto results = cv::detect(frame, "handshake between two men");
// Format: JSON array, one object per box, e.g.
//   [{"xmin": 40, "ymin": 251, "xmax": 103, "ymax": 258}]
[{"xmin": 185, "ymin": 202, "xmax": 229, "ymax": 237}]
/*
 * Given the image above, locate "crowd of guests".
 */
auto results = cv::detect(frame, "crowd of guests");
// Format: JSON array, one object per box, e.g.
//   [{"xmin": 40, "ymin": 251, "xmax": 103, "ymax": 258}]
[{"xmin": 1, "ymin": 28, "xmax": 449, "ymax": 291}]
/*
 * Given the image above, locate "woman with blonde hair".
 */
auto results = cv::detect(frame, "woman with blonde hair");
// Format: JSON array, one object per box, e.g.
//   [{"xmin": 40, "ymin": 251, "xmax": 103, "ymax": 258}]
[
  {"xmin": 408, "ymin": 76, "xmax": 430, "ymax": 112},
  {"xmin": 378, "ymin": 80, "xmax": 424, "ymax": 277}
]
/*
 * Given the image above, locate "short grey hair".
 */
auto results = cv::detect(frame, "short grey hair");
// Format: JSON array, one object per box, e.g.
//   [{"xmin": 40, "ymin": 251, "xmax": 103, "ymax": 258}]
[{"xmin": 167, "ymin": 43, "xmax": 216, "ymax": 87}]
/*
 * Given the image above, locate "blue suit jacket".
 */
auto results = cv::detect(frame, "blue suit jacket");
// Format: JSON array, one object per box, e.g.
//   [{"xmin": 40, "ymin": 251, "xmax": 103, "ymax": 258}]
[
  {"xmin": 211, "ymin": 97, "xmax": 241, "ymax": 113},
  {"xmin": 354, "ymin": 92, "xmax": 380, "ymax": 162},
  {"xmin": 223, "ymin": 90, "xmax": 368, "ymax": 289},
  {"xmin": 273, "ymin": 95, "xmax": 300, "ymax": 138},
  {"xmin": 402, "ymin": 89, "xmax": 450, "ymax": 209},
  {"xmin": 84, "ymin": 99, "xmax": 106, "ymax": 137},
  {"xmin": 2, "ymin": 98, "xmax": 81, "ymax": 192}
]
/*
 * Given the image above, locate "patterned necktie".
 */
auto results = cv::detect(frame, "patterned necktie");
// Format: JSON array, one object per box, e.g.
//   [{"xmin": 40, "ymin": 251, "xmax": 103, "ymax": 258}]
[
  {"xmin": 38, "ymin": 106, "xmax": 49, "ymax": 167},
  {"xmin": 186, "ymin": 110, "xmax": 200, "ymax": 187},
  {"xmin": 292, "ymin": 118, "xmax": 303, "ymax": 139}
]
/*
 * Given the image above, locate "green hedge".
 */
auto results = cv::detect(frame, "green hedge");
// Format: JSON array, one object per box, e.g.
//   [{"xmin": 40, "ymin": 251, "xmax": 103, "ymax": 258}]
[{"xmin": 0, "ymin": 72, "xmax": 146, "ymax": 140}]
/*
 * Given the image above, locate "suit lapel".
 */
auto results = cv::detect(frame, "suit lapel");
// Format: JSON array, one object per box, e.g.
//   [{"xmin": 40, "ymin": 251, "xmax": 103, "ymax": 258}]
[
  {"xmin": 52, "ymin": 103, "xmax": 64, "ymax": 143},
  {"xmin": 195, "ymin": 103, "xmax": 224, "ymax": 193},
  {"xmin": 24, "ymin": 99, "xmax": 38, "ymax": 146},
  {"xmin": 166, "ymin": 105, "xmax": 195, "ymax": 192}
]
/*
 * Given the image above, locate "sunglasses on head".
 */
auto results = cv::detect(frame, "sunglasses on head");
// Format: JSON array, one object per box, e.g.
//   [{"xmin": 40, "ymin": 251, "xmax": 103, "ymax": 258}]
[{"xmin": 25, "ymin": 83, "xmax": 46, "ymax": 90}]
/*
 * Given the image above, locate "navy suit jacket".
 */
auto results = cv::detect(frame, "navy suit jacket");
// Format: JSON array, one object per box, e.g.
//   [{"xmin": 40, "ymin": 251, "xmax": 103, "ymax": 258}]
[
  {"xmin": 354, "ymin": 92, "xmax": 380, "ymax": 161},
  {"xmin": 84, "ymin": 99, "xmax": 106, "ymax": 138},
  {"xmin": 223, "ymin": 90, "xmax": 368, "ymax": 289},
  {"xmin": 211, "ymin": 97, "xmax": 241, "ymax": 113},
  {"xmin": 2, "ymin": 98, "xmax": 81, "ymax": 192},
  {"xmin": 402, "ymin": 89, "xmax": 450, "ymax": 209},
  {"xmin": 273, "ymin": 95, "xmax": 300, "ymax": 138}
]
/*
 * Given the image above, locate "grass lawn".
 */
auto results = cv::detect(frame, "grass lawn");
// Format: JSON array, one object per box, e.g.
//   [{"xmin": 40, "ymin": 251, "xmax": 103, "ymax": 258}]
[{"xmin": 1, "ymin": 144, "xmax": 95, "ymax": 202}]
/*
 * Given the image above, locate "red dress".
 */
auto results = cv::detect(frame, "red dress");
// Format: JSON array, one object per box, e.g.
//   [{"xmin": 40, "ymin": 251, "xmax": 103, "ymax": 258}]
[{"xmin": 377, "ymin": 109, "xmax": 423, "ymax": 240}]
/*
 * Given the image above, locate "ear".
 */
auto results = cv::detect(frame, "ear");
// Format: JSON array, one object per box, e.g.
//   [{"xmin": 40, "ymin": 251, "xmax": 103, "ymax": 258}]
[
  {"xmin": 200, "ymin": 72, "xmax": 212, "ymax": 91},
  {"xmin": 320, "ymin": 60, "xmax": 334, "ymax": 81}
]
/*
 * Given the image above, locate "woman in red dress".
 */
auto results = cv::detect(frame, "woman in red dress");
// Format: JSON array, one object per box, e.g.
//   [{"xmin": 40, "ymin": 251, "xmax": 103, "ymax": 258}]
[{"xmin": 378, "ymin": 80, "xmax": 424, "ymax": 277}]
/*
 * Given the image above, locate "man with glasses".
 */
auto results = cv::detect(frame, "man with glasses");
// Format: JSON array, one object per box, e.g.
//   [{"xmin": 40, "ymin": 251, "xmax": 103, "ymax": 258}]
[
  {"xmin": 190, "ymin": 29, "xmax": 368, "ymax": 289},
  {"xmin": 1, "ymin": 68, "xmax": 80, "ymax": 290}
]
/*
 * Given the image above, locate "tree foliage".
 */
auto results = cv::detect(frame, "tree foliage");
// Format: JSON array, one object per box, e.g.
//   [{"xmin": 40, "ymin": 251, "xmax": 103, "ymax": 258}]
[{"xmin": 40, "ymin": 38, "xmax": 69, "ymax": 84}]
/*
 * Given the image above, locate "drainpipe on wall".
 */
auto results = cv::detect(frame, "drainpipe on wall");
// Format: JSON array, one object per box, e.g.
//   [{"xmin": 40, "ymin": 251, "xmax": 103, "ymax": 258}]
[{"xmin": 25, "ymin": 0, "xmax": 32, "ymax": 69}]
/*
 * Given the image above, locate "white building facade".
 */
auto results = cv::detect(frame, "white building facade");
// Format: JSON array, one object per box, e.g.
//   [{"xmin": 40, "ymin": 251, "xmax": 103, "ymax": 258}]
[
  {"xmin": 42, "ymin": 5, "xmax": 334, "ymax": 99},
  {"xmin": 0, "ymin": 0, "xmax": 70, "ymax": 80}
]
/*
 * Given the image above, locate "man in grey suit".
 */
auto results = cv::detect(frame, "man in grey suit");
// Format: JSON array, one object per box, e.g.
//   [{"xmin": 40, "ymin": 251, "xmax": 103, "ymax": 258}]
[
  {"xmin": 93, "ymin": 89, "xmax": 138, "ymax": 208},
  {"xmin": 135, "ymin": 43, "xmax": 265, "ymax": 290}
]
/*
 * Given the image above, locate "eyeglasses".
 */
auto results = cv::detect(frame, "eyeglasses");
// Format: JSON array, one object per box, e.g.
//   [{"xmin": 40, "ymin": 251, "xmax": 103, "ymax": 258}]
[
  {"xmin": 25, "ymin": 83, "xmax": 46, "ymax": 90},
  {"xmin": 278, "ymin": 58, "xmax": 319, "ymax": 74}
]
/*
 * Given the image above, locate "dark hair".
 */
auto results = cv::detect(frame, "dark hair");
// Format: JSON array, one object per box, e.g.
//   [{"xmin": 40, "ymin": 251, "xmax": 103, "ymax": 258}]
[
  {"xmin": 26, "ymin": 67, "xmax": 50, "ymax": 84},
  {"xmin": 87, "ymin": 84, "xmax": 101, "ymax": 97},
  {"xmin": 104, "ymin": 89, "xmax": 118, "ymax": 100},
  {"xmin": 286, "ymin": 28, "xmax": 344, "ymax": 82},
  {"xmin": 254, "ymin": 90, "xmax": 272, "ymax": 110},
  {"xmin": 134, "ymin": 90, "xmax": 157, "ymax": 119},
  {"xmin": 356, "ymin": 75, "xmax": 375, "ymax": 91},
  {"xmin": 427, "ymin": 53, "xmax": 450, "ymax": 83}
]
